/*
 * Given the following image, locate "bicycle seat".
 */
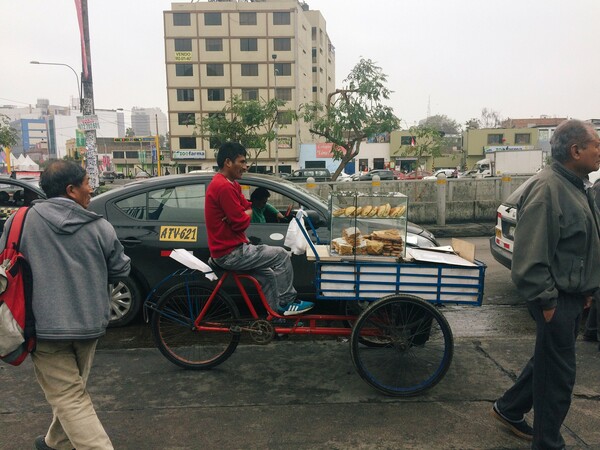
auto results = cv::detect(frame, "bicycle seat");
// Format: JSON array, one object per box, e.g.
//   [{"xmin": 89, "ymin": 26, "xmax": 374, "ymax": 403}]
[{"xmin": 207, "ymin": 257, "xmax": 255, "ymax": 275}]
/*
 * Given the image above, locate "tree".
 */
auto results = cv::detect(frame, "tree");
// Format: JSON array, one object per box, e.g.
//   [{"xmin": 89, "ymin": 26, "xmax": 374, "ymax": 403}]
[
  {"xmin": 125, "ymin": 127, "xmax": 135, "ymax": 137},
  {"xmin": 480, "ymin": 108, "xmax": 502, "ymax": 128},
  {"xmin": 0, "ymin": 114, "xmax": 18, "ymax": 150},
  {"xmin": 196, "ymin": 95, "xmax": 286, "ymax": 169},
  {"xmin": 418, "ymin": 114, "xmax": 461, "ymax": 135},
  {"xmin": 465, "ymin": 118, "xmax": 481, "ymax": 130},
  {"xmin": 401, "ymin": 125, "xmax": 445, "ymax": 173},
  {"xmin": 302, "ymin": 58, "xmax": 400, "ymax": 180}
]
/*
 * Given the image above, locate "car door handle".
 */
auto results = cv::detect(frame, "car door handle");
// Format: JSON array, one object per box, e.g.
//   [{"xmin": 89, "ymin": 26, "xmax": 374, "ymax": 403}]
[{"xmin": 120, "ymin": 238, "xmax": 142, "ymax": 246}]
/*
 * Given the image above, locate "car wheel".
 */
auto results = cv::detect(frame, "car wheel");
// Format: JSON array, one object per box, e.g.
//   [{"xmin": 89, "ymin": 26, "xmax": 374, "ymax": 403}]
[{"xmin": 108, "ymin": 276, "xmax": 142, "ymax": 327}]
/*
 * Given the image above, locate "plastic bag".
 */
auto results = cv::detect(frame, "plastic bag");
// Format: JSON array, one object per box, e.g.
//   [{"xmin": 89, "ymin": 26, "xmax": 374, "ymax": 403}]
[{"xmin": 284, "ymin": 210, "xmax": 309, "ymax": 255}]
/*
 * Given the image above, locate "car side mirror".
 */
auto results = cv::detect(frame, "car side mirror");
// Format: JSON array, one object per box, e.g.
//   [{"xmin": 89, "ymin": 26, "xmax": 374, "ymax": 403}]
[{"xmin": 304, "ymin": 210, "xmax": 325, "ymax": 228}]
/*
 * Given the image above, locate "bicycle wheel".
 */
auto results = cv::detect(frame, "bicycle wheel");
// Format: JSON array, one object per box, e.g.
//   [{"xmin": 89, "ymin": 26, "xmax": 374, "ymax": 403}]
[
  {"xmin": 151, "ymin": 281, "xmax": 240, "ymax": 370},
  {"xmin": 341, "ymin": 300, "xmax": 388, "ymax": 347},
  {"xmin": 350, "ymin": 294, "xmax": 453, "ymax": 397}
]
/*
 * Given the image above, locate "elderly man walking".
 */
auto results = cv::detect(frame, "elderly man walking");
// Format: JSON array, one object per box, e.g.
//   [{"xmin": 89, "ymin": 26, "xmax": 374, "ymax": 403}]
[
  {"xmin": 491, "ymin": 120, "xmax": 600, "ymax": 448},
  {"xmin": 0, "ymin": 161, "xmax": 131, "ymax": 450}
]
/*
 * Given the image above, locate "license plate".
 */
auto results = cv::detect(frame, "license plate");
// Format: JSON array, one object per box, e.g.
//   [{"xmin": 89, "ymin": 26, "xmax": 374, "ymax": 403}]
[{"xmin": 159, "ymin": 226, "xmax": 198, "ymax": 242}]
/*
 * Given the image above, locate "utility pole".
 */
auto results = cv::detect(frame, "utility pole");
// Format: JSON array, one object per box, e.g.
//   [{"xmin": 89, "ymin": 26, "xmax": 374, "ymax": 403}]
[
  {"xmin": 77, "ymin": 0, "xmax": 99, "ymax": 189},
  {"xmin": 155, "ymin": 114, "xmax": 161, "ymax": 176}
]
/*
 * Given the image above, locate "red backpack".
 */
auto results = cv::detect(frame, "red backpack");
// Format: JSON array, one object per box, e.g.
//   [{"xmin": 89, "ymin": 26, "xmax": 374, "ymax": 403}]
[{"xmin": 0, "ymin": 207, "xmax": 35, "ymax": 366}]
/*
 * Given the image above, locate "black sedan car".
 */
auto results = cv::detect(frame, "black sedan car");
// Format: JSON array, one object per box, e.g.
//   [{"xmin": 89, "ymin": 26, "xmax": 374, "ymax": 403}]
[
  {"xmin": 355, "ymin": 169, "xmax": 397, "ymax": 181},
  {"xmin": 87, "ymin": 173, "xmax": 440, "ymax": 326}
]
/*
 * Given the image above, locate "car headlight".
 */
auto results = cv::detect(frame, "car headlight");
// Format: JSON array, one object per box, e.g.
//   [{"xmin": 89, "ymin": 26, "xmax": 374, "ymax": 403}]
[{"xmin": 414, "ymin": 233, "xmax": 437, "ymax": 248}]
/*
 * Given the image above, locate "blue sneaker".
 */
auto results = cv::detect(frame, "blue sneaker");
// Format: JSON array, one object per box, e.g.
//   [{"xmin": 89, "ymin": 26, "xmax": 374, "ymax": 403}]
[{"xmin": 278, "ymin": 300, "xmax": 314, "ymax": 316}]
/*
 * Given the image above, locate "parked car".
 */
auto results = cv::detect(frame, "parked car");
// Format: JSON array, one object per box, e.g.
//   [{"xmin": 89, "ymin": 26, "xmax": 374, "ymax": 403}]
[
  {"xmin": 134, "ymin": 170, "xmax": 151, "ymax": 179},
  {"xmin": 100, "ymin": 171, "xmax": 118, "ymax": 185},
  {"xmin": 356, "ymin": 169, "xmax": 397, "ymax": 181},
  {"xmin": 87, "ymin": 173, "xmax": 440, "ymax": 326},
  {"xmin": 398, "ymin": 170, "xmax": 433, "ymax": 180},
  {"xmin": 422, "ymin": 169, "xmax": 458, "ymax": 180},
  {"xmin": 287, "ymin": 168, "xmax": 332, "ymax": 182},
  {"xmin": 336, "ymin": 172, "xmax": 354, "ymax": 182},
  {"xmin": 489, "ymin": 178, "xmax": 535, "ymax": 269}
]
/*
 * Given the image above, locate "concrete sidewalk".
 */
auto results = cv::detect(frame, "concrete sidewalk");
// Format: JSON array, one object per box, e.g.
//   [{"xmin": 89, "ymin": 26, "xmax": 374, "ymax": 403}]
[{"xmin": 2, "ymin": 336, "xmax": 599, "ymax": 449}]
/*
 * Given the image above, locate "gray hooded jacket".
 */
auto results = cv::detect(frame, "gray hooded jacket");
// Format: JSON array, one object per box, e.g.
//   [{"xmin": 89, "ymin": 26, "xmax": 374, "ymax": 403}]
[{"xmin": 0, "ymin": 198, "xmax": 131, "ymax": 340}]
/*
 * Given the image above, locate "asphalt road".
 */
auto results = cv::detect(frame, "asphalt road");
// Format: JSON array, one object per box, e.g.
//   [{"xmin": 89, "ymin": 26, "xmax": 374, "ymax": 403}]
[{"xmin": 3, "ymin": 237, "xmax": 598, "ymax": 449}]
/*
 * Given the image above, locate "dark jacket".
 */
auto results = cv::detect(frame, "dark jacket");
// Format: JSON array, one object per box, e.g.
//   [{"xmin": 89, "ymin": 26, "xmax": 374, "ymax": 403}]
[
  {"xmin": 511, "ymin": 163, "xmax": 600, "ymax": 309},
  {"xmin": 0, "ymin": 198, "xmax": 130, "ymax": 340}
]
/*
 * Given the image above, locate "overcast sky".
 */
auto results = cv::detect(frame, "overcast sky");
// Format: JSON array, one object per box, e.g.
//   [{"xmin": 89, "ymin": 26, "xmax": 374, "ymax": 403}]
[{"xmin": 2, "ymin": 0, "xmax": 599, "ymax": 128}]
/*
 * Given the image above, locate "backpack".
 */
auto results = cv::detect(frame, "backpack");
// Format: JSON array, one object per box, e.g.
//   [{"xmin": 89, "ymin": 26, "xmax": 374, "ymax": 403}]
[{"xmin": 0, "ymin": 207, "xmax": 35, "ymax": 366}]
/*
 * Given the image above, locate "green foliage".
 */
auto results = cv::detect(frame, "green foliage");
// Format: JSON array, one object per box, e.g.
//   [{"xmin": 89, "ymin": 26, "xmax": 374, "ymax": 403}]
[
  {"xmin": 301, "ymin": 58, "xmax": 400, "ymax": 180},
  {"xmin": 197, "ymin": 95, "xmax": 287, "ymax": 166},
  {"xmin": 402, "ymin": 125, "xmax": 445, "ymax": 171},
  {"xmin": 0, "ymin": 114, "xmax": 18, "ymax": 149},
  {"xmin": 125, "ymin": 127, "xmax": 135, "ymax": 137},
  {"xmin": 465, "ymin": 118, "xmax": 481, "ymax": 130},
  {"xmin": 418, "ymin": 114, "xmax": 461, "ymax": 135}
]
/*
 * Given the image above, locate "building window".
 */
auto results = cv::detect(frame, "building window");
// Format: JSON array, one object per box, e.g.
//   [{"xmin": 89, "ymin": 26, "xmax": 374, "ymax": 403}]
[
  {"xmin": 178, "ymin": 113, "xmax": 195, "ymax": 126},
  {"xmin": 312, "ymin": 48, "xmax": 317, "ymax": 63},
  {"xmin": 241, "ymin": 63, "xmax": 258, "ymax": 76},
  {"xmin": 311, "ymin": 27, "xmax": 317, "ymax": 40},
  {"xmin": 207, "ymin": 89, "xmax": 225, "ymax": 101},
  {"xmin": 239, "ymin": 11, "xmax": 257, "ymax": 25},
  {"xmin": 273, "ymin": 11, "xmax": 290, "ymax": 25},
  {"xmin": 204, "ymin": 12, "xmax": 221, "ymax": 26},
  {"xmin": 241, "ymin": 89, "xmax": 259, "ymax": 101},
  {"xmin": 274, "ymin": 38, "xmax": 291, "ymax": 51},
  {"xmin": 173, "ymin": 13, "xmax": 190, "ymax": 26},
  {"xmin": 312, "ymin": 86, "xmax": 317, "ymax": 93},
  {"xmin": 179, "ymin": 137, "xmax": 197, "ymax": 149},
  {"xmin": 277, "ymin": 111, "xmax": 293, "ymax": 125},
  {"xmin": 240, "ymin": 38, "xmax": 258, "ymax": 52},
  {"xmin": 275, "ymin": 88, "xmax": 292, "ymax": 101},
  {"xmin": 400, "ymin": 136, "xmax": 416, "ymax": 145},
  {"xmin": 312, "ymin": 66, "xmax": 317, "ymax": 73},
  {"xmin": 487, "ymin": 134, "xmax": 504, "ymax": 145},
  {"xmin": 206, "ymin": 63, "xmax": 224, "ymax": 76},
  {"xmin": 515, "ymin": 133, "xmax": 531, "ymax": 145},
  {"xmin": 174, "ymin": 38, "xmax": 192, "ymax": 52},
  {"xmin": 125, "ymin": 151, "xmax": 137, "ymax": 159},
  {"xmin": 175, "ymin": 64, "xmax": 193, "ymax": 76},
  {"xmin": 176, "ymin": 89, "xmax": 194, "ymax": 101},
  {"xmin": 205, "ymin": 38, "xmax": 223, "ymax": 52},
  {"xmin": 274, "ymin": 63, "xmax": 291, "ymax": 76},
  {"xmin": 113, "ymin": 151, "xmax": 124, "ymax": 159}
]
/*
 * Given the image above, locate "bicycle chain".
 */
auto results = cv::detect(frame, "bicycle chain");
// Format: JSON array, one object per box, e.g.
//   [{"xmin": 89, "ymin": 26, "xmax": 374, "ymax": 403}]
[{"xmin": 249, "ymin": 319, "xmax": 274, "ymax": 344}]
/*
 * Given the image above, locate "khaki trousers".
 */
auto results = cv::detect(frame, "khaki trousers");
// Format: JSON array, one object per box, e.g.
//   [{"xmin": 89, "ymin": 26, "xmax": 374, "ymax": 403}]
[{"xmin": 32, "ymin": 339, "xmax": 113, "ymax": 450}]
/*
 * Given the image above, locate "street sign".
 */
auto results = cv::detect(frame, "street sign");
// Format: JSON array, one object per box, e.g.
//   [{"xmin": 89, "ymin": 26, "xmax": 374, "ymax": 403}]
[
  {"xmin": 151, "ymin": 146, "xmax": 157, "ymax": 163},
  {"xmin": 77, "ymin": 115, "xmax": 100, "ymax": 131},
  {"xmin": 173, "ymin": 150, "xmax": 205, "ymax": 159},
  {"xmin": 76, "ymin": 130, "xmax": 85, "ymax": 147}
]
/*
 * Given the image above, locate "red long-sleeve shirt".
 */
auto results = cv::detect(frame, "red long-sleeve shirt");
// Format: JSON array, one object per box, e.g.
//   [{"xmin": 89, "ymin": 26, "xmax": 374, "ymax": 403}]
[{"xmin": 205, "ymin": 173, "xmax": 252, "ymax": 258}]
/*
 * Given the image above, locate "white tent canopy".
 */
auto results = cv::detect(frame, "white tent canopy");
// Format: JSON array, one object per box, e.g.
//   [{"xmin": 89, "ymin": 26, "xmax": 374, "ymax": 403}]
[{"xmin": 10, "ymin": 154, "xmax": 39, "ymax": 171}]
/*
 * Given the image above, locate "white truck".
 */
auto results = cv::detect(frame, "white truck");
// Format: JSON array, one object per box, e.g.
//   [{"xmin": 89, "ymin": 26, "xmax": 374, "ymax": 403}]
[{"xmin": 471, "ymin": 148, "xmax": 547, "ymax": 178}]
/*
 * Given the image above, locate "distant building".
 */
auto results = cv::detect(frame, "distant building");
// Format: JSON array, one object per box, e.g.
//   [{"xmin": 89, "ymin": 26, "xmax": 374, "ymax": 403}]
[
  {"xmin": 131, "ymin": 107, "xmax": 167, "ymax": 137},
  {"xmin": 163, "ymin": 0, "xmax": 335, "ymax": 172}
]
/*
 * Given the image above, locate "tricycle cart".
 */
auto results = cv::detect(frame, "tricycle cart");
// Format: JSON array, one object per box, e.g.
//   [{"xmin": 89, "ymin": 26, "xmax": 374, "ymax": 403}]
[{"xmin": 144, "ymin": 192, "xmax": 486, "ymax": 397}]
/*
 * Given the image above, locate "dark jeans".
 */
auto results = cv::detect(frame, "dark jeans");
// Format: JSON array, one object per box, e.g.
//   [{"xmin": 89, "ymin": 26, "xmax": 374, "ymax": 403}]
[{"xmin": 497, "ymin": 294, "xmax": 584, "ymax": 450}]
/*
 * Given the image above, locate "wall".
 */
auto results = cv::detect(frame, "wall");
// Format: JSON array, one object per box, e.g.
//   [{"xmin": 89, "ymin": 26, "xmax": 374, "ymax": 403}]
[{"xmin": 305, "ymin": 176, "xmax": 530, "ymax": 224}]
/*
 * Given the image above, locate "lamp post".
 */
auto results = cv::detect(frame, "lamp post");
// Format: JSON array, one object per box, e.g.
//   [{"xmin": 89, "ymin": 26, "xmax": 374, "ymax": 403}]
[
  {"xmin": 272, "ymin": 53, "xmax": 279, "ymax": 175},
  {"xmin": 30, "ymin": 61, "xmax": 82, "ymax": 112}
]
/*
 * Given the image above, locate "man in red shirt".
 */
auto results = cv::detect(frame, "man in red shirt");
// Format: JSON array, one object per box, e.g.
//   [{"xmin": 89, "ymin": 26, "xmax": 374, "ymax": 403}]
[{"xmin": 205, "ymin": 142, "xmax": 314, "ymax": 316}]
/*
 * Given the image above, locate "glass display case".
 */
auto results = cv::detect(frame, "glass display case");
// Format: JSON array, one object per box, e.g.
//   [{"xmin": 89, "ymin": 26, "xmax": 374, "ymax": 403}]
[{"xmin": 328, "ymin": 191, "xmax": 408, "ymax": 259}]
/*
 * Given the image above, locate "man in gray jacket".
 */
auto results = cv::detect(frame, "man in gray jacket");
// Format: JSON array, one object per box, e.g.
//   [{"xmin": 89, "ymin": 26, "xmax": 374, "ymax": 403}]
[
  {"xmin": 0, "ymin": 161, "xmax": 130, "ymax": 450},
  {"xmin": 491, "ymin": 120, "xmax": 600, "ymax": 448}
]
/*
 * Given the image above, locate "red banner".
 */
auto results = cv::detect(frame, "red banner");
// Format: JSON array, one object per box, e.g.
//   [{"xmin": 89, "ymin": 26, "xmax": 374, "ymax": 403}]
[{"xmin": 316, "ymin": 143, "xmax": 334, "ymax": 158}]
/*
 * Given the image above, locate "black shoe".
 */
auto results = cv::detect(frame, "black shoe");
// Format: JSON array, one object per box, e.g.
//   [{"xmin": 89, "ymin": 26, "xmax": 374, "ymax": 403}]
[
  {"xmin": 491, "ymin": 402, "xmax": 533, "ymax": 441},
  {"xmin": 34, "ymin": 436, "xmax": 56, "ymax": 450},
  {"xmin": 582, "ymin": 333, "xmax": 598, "ymax": 342}
]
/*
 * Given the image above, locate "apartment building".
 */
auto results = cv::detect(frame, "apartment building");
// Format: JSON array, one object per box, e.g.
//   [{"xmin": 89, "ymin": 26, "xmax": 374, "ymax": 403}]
[{"xmin": 164, "ymin": 0, "xmax": 335, "ymax": 172}]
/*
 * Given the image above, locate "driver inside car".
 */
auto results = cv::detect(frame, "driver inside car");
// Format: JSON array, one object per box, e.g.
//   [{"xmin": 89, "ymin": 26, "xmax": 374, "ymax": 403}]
[{"xmin": 250, "ymin": 187, "xmax": 284, "ymax": 224}]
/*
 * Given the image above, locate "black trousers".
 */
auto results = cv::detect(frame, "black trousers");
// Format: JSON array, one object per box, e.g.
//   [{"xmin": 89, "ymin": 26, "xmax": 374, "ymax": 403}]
[{"xmin": 497, "ymin": 294, "xmax": 584, "ymax": 450}]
